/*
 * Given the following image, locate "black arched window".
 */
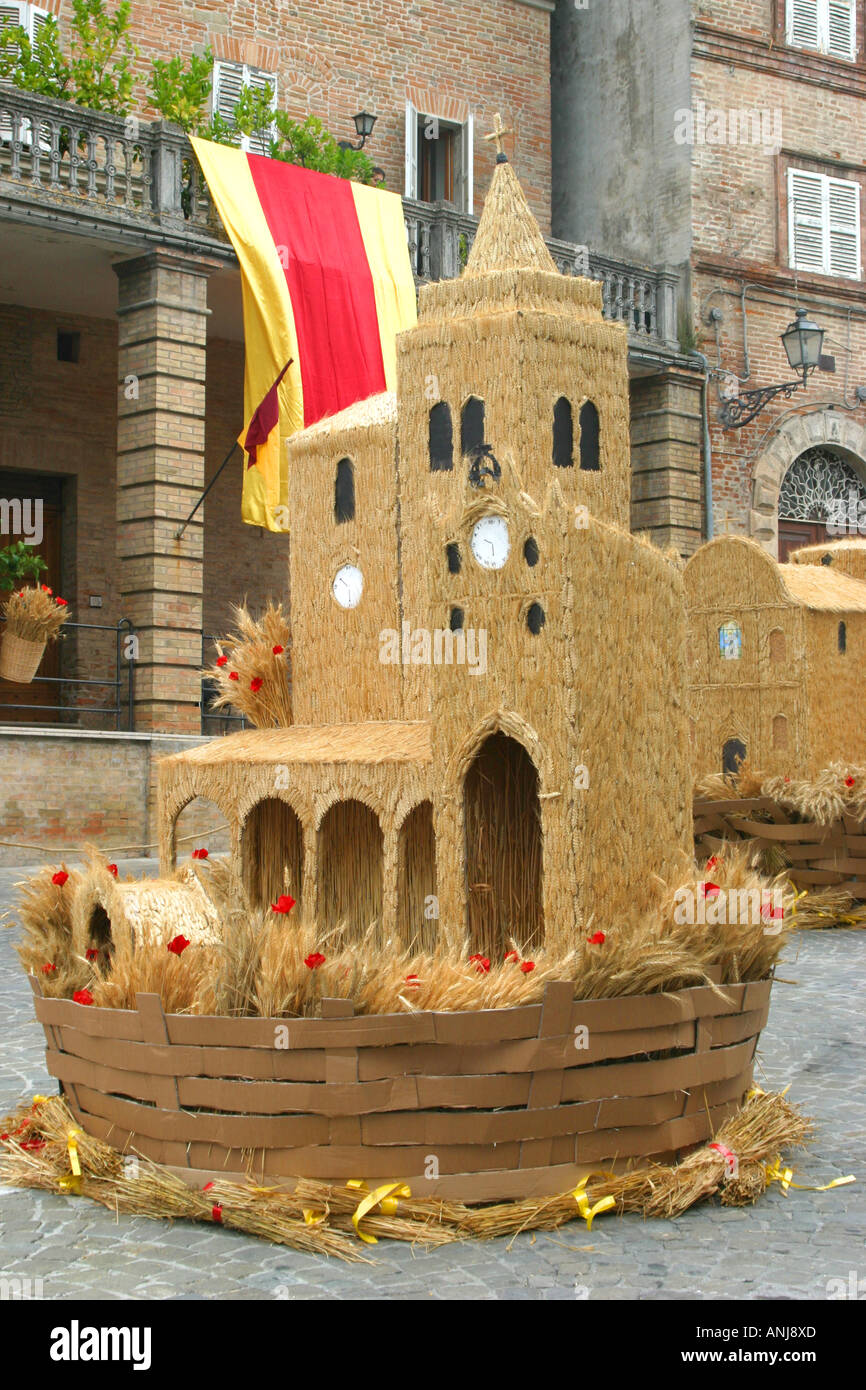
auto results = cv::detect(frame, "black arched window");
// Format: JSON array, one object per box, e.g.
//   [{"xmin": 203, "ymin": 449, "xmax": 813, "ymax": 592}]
[
  {"xmin": 429, "ymin": 402, "xmax": 453, "ymax": 472},
  {"xmin": 461, "ymin": 397, "xmax": 485, "ymax": 457},
  {"xmin": 527, "ymin": 603, "xmax": 546, "ymax": 635},
  {"xmin": 334, "ymin": 457, "xmax": 355, "ymax": 523},
  {"xmin": 450, "ymin": 607, "xmax": 465, "ymax": 632},
  {"xmin": 552, "ymin": 397, "xmax": 574, "ymax": 469},
  {"xmin": 579, "ymin": 401, "xmax": 601, "ymax": 472},
  {"xmin": 722, "ymin": 738, "xmax": 747, "ymax": 778},
  {"xmin": 839, "ymin": 621, "xmax": 848, "ymax": 654},
  {"xmin": 446, "ymin": 543, "xmax": 462, "ymax": 575}
]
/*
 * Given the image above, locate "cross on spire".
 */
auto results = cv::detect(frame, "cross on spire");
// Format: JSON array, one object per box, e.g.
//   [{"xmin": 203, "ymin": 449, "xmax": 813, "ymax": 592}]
[{"xmin": 484, "ymin": 112, "xmax": 513, "ymax": 157}]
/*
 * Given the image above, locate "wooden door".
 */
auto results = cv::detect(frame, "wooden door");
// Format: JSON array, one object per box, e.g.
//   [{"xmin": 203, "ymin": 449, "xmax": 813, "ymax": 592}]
[
  {"xmin": 778, "ymin": 520, "xmax": 828, "ymax": 563},
  {"xmin": 0, "ymin": 472, "xmax": 64, "ymax": 723}
]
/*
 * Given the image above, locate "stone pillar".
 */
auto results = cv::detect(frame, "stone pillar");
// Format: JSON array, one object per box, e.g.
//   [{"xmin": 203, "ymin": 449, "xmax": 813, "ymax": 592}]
[
  {"xmin": 629, "ymin": 366, "xmax": 705, "ymax": 555},
  {"xmin": 114, "ymin": 249, "xmax": 221, "ymax": 732}
]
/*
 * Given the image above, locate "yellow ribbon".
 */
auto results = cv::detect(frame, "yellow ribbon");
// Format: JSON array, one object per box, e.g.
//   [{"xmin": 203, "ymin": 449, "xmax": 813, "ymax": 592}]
[
  {"xmin": 67, "ymin": 1129, "xmax": 82, "ymax": 1177},
  {"xmin": 765, "ymin": 1159, "xmax": 855, "ymax": 1195},
  {"xmin": 32, "ymin": 1095, "xmax": 49, "ymax": 1106},
  {"xmin": 302, "ymin": 1208, "xmax": 326, "ymax": 1227},
  {"xmin": 573, "ymin": 1176, "xmax": 616, "ymax": 1232},
  {"xmin": 347, "ymin": 1180, "xmax": 412, "ymax": 1245}
]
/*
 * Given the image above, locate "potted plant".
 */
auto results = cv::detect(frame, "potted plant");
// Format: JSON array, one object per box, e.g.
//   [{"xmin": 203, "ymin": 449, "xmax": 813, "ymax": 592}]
[
  {"xmin": 0, "ymin": 584, "xmax": 70, "ymax": 684},
  {"xmin": 0, "ymin": 541, "xmax": 48, "ymax": 603}
]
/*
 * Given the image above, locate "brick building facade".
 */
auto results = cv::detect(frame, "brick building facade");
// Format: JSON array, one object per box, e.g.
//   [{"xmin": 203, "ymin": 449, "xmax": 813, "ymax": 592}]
[
  {"xmin": 552, "ymin": 0, "xmax": 866, "ymax": 559},
  {"xmin": 0, "ymin": 0, "xmax": 558, "ymax": 742}
]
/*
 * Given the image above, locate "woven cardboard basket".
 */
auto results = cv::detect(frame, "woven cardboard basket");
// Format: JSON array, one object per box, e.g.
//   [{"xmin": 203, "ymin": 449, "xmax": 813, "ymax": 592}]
[
  {"xmin": 30, "ymin": 974, "xmax": 772, "ymax": 1202},
  {"xmin": 0, "ymin": 632, "xmax": 46, "ymax": 684}
]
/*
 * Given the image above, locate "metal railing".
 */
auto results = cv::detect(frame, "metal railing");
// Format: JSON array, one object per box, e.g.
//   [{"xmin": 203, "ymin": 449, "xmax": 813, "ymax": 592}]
[
  {"xmin": 201, "ymin": 634, "xmax": 247, "ymax": 736},
  {"xmin": 0, "ymin": 616, "xmax": 135, "ymax": 730},
  {"xmin": 0, "ymin": 82, "xmax": 681, "ymax": 348}
]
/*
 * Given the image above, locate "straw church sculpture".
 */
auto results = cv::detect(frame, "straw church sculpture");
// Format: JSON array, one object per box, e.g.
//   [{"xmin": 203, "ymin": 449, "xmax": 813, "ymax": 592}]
[
  {"xmin": 159, "ymin": 153, "xmax": 694, "ymax": 953},
  {"xmin": 683, "ymin": 535, "xmax": 866, "ymax": 780}
]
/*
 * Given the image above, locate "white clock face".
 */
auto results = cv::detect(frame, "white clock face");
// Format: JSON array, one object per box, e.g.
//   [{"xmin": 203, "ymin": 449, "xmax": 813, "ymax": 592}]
[
  {"xmin": 332, "ymin": 564, "xmax": 364, "ymax": 609},
  {"xmin": 471, "ymin": 515, "xmax": 510, "ymax": 571}
]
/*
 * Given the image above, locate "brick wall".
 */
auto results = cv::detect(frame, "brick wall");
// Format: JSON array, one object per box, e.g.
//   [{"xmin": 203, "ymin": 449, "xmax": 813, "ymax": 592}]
[
  {"xmin": 0, "ymin": 729, "xmax": 229, "ymax": 865},
  {"xmin": 50, "ymin": 0, "xmax": 553, "ymax": 231},
  {"xmin": 0, "ymin": 308, "xmax": 293, "ymax": 723},
  {"xmin": 689, "ymin": 2, "xmax": 866, "ymax": 538}
]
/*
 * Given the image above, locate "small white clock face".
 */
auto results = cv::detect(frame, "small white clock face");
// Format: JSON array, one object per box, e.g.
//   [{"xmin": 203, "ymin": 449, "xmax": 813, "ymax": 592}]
[
  {"xmin": 332, "ymin": 564, "xmax": 364, "ymax": 609},
  {"xmin": 471, "ymin": 515, "xmax": 510, "ymax": 571}
]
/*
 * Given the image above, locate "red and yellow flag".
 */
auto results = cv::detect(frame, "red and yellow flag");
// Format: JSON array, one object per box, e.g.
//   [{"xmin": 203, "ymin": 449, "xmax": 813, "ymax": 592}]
[{"xmin": 192, "ymin": 137, "xmax": 417, "ymax": 531}]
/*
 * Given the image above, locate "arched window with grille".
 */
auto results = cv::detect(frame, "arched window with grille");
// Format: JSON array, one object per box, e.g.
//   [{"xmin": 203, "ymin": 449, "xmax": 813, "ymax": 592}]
[
  {"xmin": 579, "ymin": 401, "xmax": 600, "ymax": 472},
  {"xmin": 334, "ymin": 457, "xmax": 355, "ymax": 523}
]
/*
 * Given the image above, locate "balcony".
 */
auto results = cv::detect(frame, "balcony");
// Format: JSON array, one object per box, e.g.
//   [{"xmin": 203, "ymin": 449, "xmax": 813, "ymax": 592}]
[{"xmin": 0, "ymin": 83, "xmax": 679, "ymax": 350}]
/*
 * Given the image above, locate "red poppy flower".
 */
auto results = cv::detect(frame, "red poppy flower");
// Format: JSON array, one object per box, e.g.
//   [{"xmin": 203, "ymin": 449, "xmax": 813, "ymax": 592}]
[
  {"xmin": 250, "ymin": 677, "xmax": 263, "ymax": 692},
  {"xmin": 191, "ymin": 848, "xmax": 209, "ymax": 860},
  {"xmin": 20, "ymin": 1139, "xmax": 46, "ymax": 1152},
  {"xmin": 700, "ymin": 882, "xmax": 722, "ymax": 898},
  {"xmin": 41, "ymin": 963, "xmax": 56, "ymax": 974},
  {"xmin": 520, "ymin": 960, "xmax": 535, "ymax": 974},
  {"xmin": 167, "ymin": 935, "xmax": 190, "ymax": 956},
  {"xmin": 706, "ymin": 856, "xmax": 720, "ymax": 872},
  {"xmin": 272, "ymin": 645, "xmax": 284, "ymax": 655},
  {"xmin": 55, "ymin": 597, "xmax": 68, "ymax": 607},
  {"xmin": 41, "ymin": 585, "xmax": 52, "ymax": 594},
  {"xmin": 51, "ymin": 871, "xmax": 69, "ymax": 887},
  {"xmin": 845, "ymin": 776, "xmax": 856, "ymax": 789},
  {"xmin": 85, "ymin": 947, "xmax": 100, "ymax": 961},
  {"xmin": 73, "ymin": 989, "xmax": 94, "ymax": 1006},
  {"xmin": 405, "ymin": 974, "xmax": 421, "ymax": 989},
  {"xmin": 304, "ymin": 952, "xmax": 326, "ymax": 970},
  {"xmin": 587, "ymin": 932, "xmax": 606, "ymax": 945},
  {"xmin": 107, "ymin": 863, "xmax": 118, "ymax": 877},
  {"xmin": 504, "ymin": 950, "xmax": 519, "ymax": 964},
  {"xmin": 216, "ymin": 655, "xmax": 229, "ymax": 667},
  {"xmin": 271, "ymin": 894, "xmax": 296, "ymax": 914},
  {"xmin": 229, "ymin": 671, "xmax": 239, "ymax": 681},
  {"xmin": 469, "ymin": 954, "xmax": 491, "ymax": 974}
]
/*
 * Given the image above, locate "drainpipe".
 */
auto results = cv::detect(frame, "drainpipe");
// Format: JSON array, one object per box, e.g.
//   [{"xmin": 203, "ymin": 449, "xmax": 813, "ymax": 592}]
[{"xmin": 689, "ymin": 350, "xmax": 714, "ymax": 541}]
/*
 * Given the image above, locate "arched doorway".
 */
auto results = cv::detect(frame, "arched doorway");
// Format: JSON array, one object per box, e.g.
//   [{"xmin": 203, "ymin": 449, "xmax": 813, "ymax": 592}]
[
  {"xmin": 242, "ymin": 799, "xmax": 304, "ymax": 911},
  {"xmin": 464, "ymin": 732, "xmax": 543, "ymax": 956},
  {"xmin": 317, "ymin": 800, "xmax": 383, "ymax": 940},
  {"xmin": 722, "ymin": 738, "xmax": 747, "ymax": 778},
  {"xmin": 397, "ymin": 801, "xmax": 437, "ymax": 950},
  {"xmin": 778, "ymin": 447, "xmax": 866, "ymax": 560}
]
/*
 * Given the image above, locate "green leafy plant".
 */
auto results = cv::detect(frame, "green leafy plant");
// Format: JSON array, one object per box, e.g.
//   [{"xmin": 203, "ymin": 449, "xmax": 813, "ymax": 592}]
[
  {"xmin": 0, "ymin": 0, "xmax": 136, "ymax": 114},
  {"xmin": 0, "ymin": 543, "xmax": 48, "ymax": 591},
  {"xmin": 148, "ymin": 47, "xmax": 215, "ymax": 134}
]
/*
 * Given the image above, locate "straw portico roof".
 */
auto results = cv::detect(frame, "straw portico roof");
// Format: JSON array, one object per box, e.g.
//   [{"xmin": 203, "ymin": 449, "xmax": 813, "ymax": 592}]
[
  {"xmin": 169, "ymin": 722, "xmax": 433, "ymax": 768},
  {"xmin": 779, "ymin": 564, "xmax": 866, "ymax": 612}
]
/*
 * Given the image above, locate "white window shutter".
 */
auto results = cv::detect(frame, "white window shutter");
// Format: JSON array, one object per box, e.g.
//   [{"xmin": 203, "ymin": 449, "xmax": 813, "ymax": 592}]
[
  {"xmin": 828, "ymin": 177, "xmax": 861, "ymax": 278},
  {"xmin": 827, "ymin": 1, "xmax": 856, "ymax": 59},
  {"xmin": 404, "ymin": 99, "xmax": 418, "ymax": 199},
  {"xmin": 0, "ymin": 3, "xmax": 27, "ymax": 36},
  {"xmin": 787, "ymin": 0, "xmax": 821, "ymax": 49},
  {"xmin": 29, "ymin": 5, "xmax": 51, "ymax": 39},
  {"xmin": 462, "ymin": 111, "xmax": 474, "ymax": 215},
  {"xmin": 789, "ymin": 168, "xmax": 828, "ymax": 274},
  {"xmin": 212, "ymin": 60, "xmax": 245, "ymax": 125},
  {"xmin": 245, "ymin": 65, "xmax": 277, "ymax": 155}
]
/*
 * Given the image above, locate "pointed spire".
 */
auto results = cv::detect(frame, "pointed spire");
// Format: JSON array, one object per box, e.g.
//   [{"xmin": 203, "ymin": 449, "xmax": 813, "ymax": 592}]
[{"xmin": 463, "ymin": 157, "xmax": 558, "ymax": 279}]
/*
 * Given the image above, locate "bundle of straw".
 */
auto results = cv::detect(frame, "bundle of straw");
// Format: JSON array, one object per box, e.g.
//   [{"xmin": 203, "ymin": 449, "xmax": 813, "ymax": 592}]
[
  {"xmin": 0, "ymin": 1090, "xmax": 814, "ymax": 1256},
  {"xmin": 204, "ymin": 601, "xmax": 292, "ymax": 728},
  {"xmin": 2, "ymin": 585, "xmax": 70, "ymax": 642}
]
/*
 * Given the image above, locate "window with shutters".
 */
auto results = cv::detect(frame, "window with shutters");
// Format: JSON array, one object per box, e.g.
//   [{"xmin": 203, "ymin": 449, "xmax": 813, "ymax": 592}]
[
  {"xmin": 786, "ymin": 0, "xmax": 856, "ymax": 61},
  {"xmin": 0, "ymin": 2, "xmax": 50, "ymax": 43},
  {"xmin": 212, "ymin": 61, "xmax": 277, "ymax": 156},
  {"xmin": 788, "ymin": 168, "xmax": 861, "ymax": 279},
  {"xmin": 0, "ymin": 5, "xmax": 50, "ymax": 146},
  {"xmin": 405, "ymin": 102, "xmax": 474, "ymax": 213}
]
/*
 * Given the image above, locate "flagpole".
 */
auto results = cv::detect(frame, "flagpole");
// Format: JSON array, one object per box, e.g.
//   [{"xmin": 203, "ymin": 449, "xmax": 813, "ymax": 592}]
[{"xmin": 174, "ymin": 441, "xmax": 242, "ymax": 541}]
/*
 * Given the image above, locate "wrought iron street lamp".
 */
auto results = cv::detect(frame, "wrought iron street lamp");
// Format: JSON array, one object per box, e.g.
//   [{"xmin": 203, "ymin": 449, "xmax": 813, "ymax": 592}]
[
  {"xmin": 719, "ymin": 308, "xmax": 825, "ymax": 429},
  {"xmin": 338, "ymin": 111, "xmax": 378, "ymax": 151}
]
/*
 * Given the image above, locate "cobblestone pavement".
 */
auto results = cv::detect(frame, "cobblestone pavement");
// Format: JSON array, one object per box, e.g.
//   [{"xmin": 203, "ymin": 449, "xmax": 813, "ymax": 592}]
[{"xmin": 0, "ymin": 861, "xmax": 863, "ymax": 1301}]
